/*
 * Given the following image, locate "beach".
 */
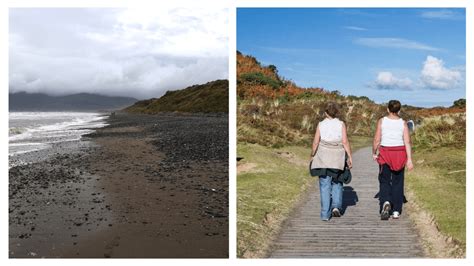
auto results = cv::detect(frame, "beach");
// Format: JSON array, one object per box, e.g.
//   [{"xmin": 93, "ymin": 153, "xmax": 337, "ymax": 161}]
[
  {"xmin": 9, "ymin": 112, "xmax": 108, "ymax": 167},
  {"xmin": 9, "ymin": 112, "xmax": 229, "ymax": 258}
]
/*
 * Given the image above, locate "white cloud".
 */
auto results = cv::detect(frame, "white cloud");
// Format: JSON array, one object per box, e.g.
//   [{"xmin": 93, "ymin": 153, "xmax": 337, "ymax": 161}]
[
  {"xmin": 9, "ymin": 8, "xmax": 228, "ymax": 99},
  {"xmin": 421, "ymin": 55, "xmax": 462, "ymax": 90},
  {"xmin": 343, "ymin": 26, "xmax": 367, "ymax": 31},
  {"xmin": 373, "ymin": 72, "xmax": 413, "ymax": 90},
  {"xmin": 420, "ymin": 9, "xmax": 463, "ymax": 20},
  {"xmin": 354, "ymin": 37, "xmax": 439, "ymax": 51},
  {"xmin": 370, "ymin": 55, "xmax": 463, "ymax": 91}
]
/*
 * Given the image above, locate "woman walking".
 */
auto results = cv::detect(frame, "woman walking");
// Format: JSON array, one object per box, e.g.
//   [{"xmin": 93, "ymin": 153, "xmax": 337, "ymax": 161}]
[
  {"xmin": 310, "ymin": 102, "xmax": 352, "ymax": 221},
  {"xmin": 373, "ymin": 100, "xmax": 414, "ymax": 220}
]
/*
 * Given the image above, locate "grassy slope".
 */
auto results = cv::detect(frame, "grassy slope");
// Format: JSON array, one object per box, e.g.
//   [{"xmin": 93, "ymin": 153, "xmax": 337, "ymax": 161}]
[
  {"xmin": 125, "ymin": 79, "xmax": 228, "ymax": 113},
  {"xmin": 237, "ymin": 136, "xmax": 371, "ymax": 258}
]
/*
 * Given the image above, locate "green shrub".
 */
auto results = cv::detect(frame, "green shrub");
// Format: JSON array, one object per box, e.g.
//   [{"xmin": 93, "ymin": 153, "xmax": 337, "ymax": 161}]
[
  {"xmin": 452, "ymin": 98, "xmax": 466, "ymax": 109},
  {"xmin": 240, "ymin": 72, "xmax": 283, "ymax": 90},
  {"xmin": 268, "ymin": 64, "xmax": 278, "ymax": 73}
]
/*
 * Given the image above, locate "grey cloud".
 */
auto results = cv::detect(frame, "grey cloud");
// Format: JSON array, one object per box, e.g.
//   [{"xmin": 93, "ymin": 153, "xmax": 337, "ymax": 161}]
[{"xmin": 9, "ymin": 8, "xmax": 228, "ymax": 99}]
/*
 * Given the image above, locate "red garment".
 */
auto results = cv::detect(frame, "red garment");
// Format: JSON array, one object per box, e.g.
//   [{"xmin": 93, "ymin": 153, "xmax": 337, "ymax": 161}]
[{"xmin": 377, "ymin": 146, "xmax": 407, "ymax": 171}]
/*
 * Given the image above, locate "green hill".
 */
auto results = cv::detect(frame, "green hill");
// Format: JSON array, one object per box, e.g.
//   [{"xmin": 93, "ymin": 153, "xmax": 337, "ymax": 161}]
[{"xmin": 125, "ymin": 79, "xmax": 228, "ymax": 114}]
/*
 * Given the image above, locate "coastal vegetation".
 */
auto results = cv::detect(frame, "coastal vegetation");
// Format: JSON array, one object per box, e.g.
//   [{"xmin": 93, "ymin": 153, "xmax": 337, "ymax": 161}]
[{"xmin": 236, "ymin": 52, "xmax": 428, "ymax": 148}]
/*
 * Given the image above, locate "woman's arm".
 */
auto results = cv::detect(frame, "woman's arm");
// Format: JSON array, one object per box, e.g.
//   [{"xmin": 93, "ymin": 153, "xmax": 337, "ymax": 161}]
[
  {"xmin": 403, "ymin": 122, "xmax": 414, "ymax": 170},
  {"xmin": 372, "ymin": 118, "xmax": 382, "ymax": 161},
  {"xmin": 310, "ymin": 123, "xmax": 321, "ymax": 159},
  {"xmin": 341, "ymin": 123, "xmax": 353, "ymax": 168}
]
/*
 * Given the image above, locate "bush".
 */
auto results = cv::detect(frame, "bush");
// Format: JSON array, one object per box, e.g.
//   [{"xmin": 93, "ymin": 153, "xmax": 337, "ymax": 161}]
[
  {"xmin": 268, "ymin": 64, "xmax": 278, "ymax": 73},
  {"xmin": 347, "ymin": 95, "xmax": 373, "ymax": 103},
  {"xmin": 295, "ymin": 91, "xmax": 321, "ymax": 100},
  {"xmin": 240, "ymin": 72, "xmax": 283, "ymax": 90},
  {"xmin": 452, "ymin": 98, "xmax": 466, "ymax": 109}
]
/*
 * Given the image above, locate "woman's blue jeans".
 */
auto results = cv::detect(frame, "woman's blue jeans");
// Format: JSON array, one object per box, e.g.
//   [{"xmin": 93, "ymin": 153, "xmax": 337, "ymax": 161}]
[{"xmin": 319, "ymin": 175, "xmax": 343, "ymax": 220}]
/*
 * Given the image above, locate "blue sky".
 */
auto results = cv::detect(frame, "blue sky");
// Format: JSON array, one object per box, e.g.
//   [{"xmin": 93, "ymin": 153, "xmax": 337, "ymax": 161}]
[{"xmin": 237, "ymin": 8, "xmax": 466, "ymax": 107}]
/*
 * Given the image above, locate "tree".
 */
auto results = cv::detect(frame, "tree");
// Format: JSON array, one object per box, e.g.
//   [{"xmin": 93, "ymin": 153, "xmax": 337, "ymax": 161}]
[
  {"xmin": 452, "ymin": 98, "xmax": 466, "ymax": 108},
  {"xmin": 268, "ymin": 64, "xmax": 278, "ymax": 73}
]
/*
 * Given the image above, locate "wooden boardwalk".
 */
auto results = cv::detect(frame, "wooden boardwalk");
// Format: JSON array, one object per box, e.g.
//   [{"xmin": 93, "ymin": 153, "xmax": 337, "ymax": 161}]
[{"xmin": 270, "ymin": 147, "xmax": 424, "ymax": 258}]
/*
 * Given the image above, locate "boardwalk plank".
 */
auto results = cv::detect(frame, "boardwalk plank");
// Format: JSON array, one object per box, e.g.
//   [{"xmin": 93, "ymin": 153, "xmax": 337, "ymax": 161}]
[{"xmin": 270, "ymin": 147, "xmax": 424, "ymax": 258}]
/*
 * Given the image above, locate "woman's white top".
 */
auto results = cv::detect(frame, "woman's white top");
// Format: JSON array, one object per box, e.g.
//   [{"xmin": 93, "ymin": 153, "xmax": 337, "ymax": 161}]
[
  {"xmin": 381, "ymin": 116, "xmax": 405, "ymax": 146},
  {"xmin": 319, "ymin": 118, "xmax": 343, "ymax": 142}
]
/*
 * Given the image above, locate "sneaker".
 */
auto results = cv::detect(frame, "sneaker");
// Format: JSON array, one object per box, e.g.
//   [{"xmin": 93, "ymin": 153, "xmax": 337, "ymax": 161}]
[
  {"xmin": 381, "ymin": 201, "xmax": 391, "ymax": 220},
  {"xmin": 392, "ymin": 211, "xmax": 400, "ymax": 219},
  {"xmin": 322, "ymin": 218, "xmax": 330, "ymax": 222},
  {"xmin": 331, "ymin": 208, "xmax": 341, "ymax": 217}
]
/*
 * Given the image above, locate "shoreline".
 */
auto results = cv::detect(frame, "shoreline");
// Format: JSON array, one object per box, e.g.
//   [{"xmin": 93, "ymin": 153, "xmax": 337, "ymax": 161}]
[
  {"xmin": 9, "ymin": 112, "xmax": 229, "ymax": 258},
  {"xmin": 8, "ymin": 111, "xmax": 109, "ymax": 168},
  {"xmin": 8, "ymin": 139, "xmax": 96, "ymax": 169}
]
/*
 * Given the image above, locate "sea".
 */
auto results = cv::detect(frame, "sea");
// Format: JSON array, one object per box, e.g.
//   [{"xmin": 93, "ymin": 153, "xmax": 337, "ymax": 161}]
[{"xmin": 9, "ymin": 112, "xmax": 108, "ymax": 166}]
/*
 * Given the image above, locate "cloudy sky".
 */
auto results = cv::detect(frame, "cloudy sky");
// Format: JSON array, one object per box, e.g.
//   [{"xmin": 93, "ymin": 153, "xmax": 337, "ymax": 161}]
[
  {"xmin": 9, "ymin": 8, "xmax": 228, "ymax": 99},
  {"xmin": 238, "ymin": 8, "xmax": 466, "ymax": 107}
]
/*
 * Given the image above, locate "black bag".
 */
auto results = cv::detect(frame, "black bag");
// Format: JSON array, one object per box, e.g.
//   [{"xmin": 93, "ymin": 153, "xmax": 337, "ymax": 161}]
[{"xmin": 341, "ymin": 164, "xmax": 352, "ymax": 184}]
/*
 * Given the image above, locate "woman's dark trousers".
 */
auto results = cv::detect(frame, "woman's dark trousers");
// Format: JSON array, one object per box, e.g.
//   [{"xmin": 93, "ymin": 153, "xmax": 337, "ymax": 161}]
[{"xmin": 378, "ymin": 164, "xmax": 405, "ymax": 214}]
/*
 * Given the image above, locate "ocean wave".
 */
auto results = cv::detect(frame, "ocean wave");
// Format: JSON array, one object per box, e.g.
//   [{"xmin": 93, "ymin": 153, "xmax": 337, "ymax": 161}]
[{"xmin": 9, "ymin": 112, "xmax": 108, "ymax": 157}]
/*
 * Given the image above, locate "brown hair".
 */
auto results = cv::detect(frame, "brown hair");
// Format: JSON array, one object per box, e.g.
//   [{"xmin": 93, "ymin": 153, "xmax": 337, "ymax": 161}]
[
  {"xmin": 325, "ymin": 102, "xmax": 340, "ymax": 118},
  {"xmin": 388, "ymin": 100, "xmax": 401, "ymax": 113}
]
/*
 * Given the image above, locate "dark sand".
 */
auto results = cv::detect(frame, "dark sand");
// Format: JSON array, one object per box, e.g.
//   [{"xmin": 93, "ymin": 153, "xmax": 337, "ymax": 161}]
[{"xmin": 9, "ymin": 112, "xmax": 228, "ymax": 258}]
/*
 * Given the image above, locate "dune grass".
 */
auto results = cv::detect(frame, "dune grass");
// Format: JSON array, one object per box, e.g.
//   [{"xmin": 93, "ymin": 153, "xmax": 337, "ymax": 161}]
[
  {"xmin": 411, "ymin": 113, "xmax": 465, "ymax": 149},
  {"xmin": 237, "ymin": 136, "xmax": 371, "ymax": 258}
]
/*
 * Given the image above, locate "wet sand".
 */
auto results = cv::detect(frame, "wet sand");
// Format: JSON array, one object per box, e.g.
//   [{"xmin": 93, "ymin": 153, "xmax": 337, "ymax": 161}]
[{"xmin": 9, "ymin": 112, "xmax": 228, "ymax": 258}]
